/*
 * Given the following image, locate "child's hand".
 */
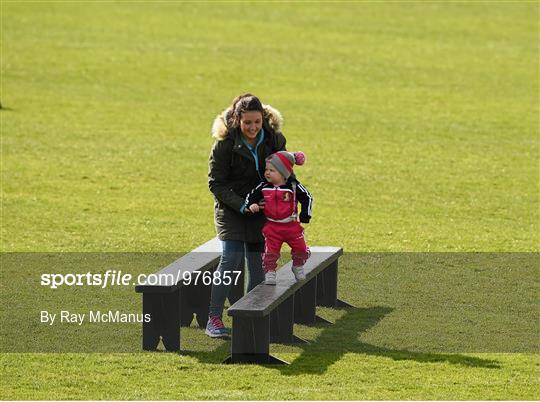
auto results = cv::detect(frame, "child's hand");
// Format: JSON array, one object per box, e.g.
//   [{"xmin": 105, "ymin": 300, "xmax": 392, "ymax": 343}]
[{"xmin": 249, "ymin": 204, "xmax": 260, "ymax": 213}]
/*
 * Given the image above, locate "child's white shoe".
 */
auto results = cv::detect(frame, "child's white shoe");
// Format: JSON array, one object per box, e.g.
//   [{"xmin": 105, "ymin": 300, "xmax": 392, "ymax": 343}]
[
  {"xmin": 292, "ymin": 265, "xmax": 306, "ymax": 281},
  {"xmin": 265, "ymin": 271, "xmax": 276, "ymax": 285}
]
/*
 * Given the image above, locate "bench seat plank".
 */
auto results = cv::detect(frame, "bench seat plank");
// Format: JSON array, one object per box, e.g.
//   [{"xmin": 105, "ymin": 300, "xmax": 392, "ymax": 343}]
[
  {"xmin": 228, "ymin": 247, "xmax": 342, "ymax": 317},
  {"xmin": 135, "ymin": 237, "xmax": 222, "ymax": 293}
]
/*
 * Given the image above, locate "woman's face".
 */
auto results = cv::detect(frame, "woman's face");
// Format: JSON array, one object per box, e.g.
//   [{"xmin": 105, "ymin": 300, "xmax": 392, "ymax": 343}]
[{"xmin": 239, "ymin": 111, "xmax": 263, "ymax": 142}]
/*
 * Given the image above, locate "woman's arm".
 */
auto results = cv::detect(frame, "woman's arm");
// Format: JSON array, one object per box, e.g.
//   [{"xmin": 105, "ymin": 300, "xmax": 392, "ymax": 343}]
[
  {"xmin": 275, "ymin": 131, "xmax": 287, "ymax": 152},
  {"xmin": 208, "ymin": 140, "xmax": 246, "ymax": 212}
]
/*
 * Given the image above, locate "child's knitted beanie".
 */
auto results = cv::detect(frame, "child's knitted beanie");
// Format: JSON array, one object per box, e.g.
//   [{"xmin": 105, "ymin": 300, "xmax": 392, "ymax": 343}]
[{"xmin": 266, "ymin": 151, "xmax": 305, "ymax": 180}]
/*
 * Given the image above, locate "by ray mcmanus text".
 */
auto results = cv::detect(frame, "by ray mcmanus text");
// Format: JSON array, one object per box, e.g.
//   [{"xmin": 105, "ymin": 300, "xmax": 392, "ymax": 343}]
[{"xmin": 40, "ymin": 310, "xmax": 151, "ymax": 326}]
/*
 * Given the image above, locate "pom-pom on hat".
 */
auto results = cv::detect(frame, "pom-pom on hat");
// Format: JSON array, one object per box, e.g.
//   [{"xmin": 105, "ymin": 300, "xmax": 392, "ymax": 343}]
[{"xmin": 266, "ymin": 151, "xmax": 305, "ymax": 180}]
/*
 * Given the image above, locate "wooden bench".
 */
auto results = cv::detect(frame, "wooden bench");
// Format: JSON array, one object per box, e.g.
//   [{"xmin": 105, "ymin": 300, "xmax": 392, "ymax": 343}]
[
  {"xmin": 224, "ymin": 246, "xmax": 351, "ymax": 364},
  {"xmin": 134, "ymin": 237, "xmax": 245, "ymax": 351}
]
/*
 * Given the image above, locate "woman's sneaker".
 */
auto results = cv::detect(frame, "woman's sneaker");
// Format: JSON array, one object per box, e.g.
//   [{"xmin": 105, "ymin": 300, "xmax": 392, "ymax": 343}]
[
  {"xmin": 265, "ymin": 271, "xmax": 276, "ymax": 285},
  {"xmin": 292, "ymin": 265, "xmax": 306, "ymax": 281},
  {"xmin": 205, "ymin": 315, "xmax": 228, "ymax": 338}
]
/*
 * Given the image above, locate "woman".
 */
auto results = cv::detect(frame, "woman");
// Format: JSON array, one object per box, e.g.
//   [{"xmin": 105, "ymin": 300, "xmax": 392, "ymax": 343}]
[{"xmin": 206, "ymin": 94, "xmax": 287, "ymax": 337}]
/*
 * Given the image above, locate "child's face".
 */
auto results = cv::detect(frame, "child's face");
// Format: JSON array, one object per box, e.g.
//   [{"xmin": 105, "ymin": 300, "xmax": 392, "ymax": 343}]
[{"xmin": 265, "ymin": 162, "xmax": 285, "ymax": 185}]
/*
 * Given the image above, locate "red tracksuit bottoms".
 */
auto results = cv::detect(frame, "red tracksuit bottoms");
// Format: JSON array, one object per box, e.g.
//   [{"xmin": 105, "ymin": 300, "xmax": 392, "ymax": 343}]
[{"xmin": 262, "ymin": 220, "xmax": 309, "ymax": 272}]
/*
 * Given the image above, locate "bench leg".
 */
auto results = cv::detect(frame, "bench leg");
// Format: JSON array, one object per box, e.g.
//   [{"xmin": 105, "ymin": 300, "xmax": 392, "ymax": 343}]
[
  {"xmin": 294, "ymin": 276, "xmax": 318, "ymax": 324},
  {"xmin": 316, "ymin": 260, "xmax": 338, "ymax": 307},
  {"xmin": 316, "ymin": 259, "xmax": 354, "ymax": 308},
  {"xmin": 227, "ymin": 264, "xmax": 245, "ymax": 306},
  {"xmin": 194, "ymin": 279, "xmax": 212, "ymax": 328},
  {"xmin": 223, "ymin": 316, "xmax": 287, "ymax": 364},
  {"xmin": 142, "ymin": 291, "xmax": 180, "ymax": 351},
  {"xmin": 181, "ymin": 282, "xmax": 211, "ymax": 328},
  {"xmin": 180, "ymin": 266, "xmax": 219, "ymax": 328},
  {"xmin": 270, "ymin": 295, "xmax": 308, "ymax": 344},
  {"xmin": 142, "ymin": 293, "xmax": 160, "ymax": 350},
  {"xmin": 179, "ymin": 287, "xmax": 195, "ymax": 327}
]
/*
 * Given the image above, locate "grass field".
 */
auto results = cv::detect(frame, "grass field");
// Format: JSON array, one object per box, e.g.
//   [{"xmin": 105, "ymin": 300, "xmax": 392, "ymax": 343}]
[{"xmin": 1, "ymin": 1, "xmax": 539, "ymax": 400}]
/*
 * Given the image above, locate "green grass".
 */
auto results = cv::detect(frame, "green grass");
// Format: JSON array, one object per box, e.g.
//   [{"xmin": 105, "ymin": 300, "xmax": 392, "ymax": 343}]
[
  {"xmin": 1, "ymin": 1, "xmax": 539, "ymax": 400},
  {"xmin": 1, "ymin": 352, "xmax": 538, "ymax": 400}
]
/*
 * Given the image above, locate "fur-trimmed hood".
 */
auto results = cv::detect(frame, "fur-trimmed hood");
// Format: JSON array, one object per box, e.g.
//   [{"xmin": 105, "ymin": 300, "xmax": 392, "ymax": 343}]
[{"xmin": 211, "ymin": 104, "xmax": 283, "ymax": 141}]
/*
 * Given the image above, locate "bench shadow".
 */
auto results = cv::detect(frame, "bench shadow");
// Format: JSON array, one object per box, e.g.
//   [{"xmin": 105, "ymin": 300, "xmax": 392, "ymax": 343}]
[
  {"xmin": 179, "ymin": 306, "xmax": 501, "ymax": 372},
  {"xmin": 275, "ymin": 306, "xmax": 501, "ymax": 376},
  {"xmin": 180, "ymin": 337, "xmax": 231, "ymax": 364}
]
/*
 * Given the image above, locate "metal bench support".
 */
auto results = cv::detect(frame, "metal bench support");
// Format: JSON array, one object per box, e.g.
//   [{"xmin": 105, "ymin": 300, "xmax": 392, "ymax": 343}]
[
  {"xmin": 294, "ymin": 277, "xmax": 318, "ymax": 324},
  {"xmin": 142, "ymin": 291, "xmax": 180, "ymax": 351},
  {"xmin": 316, "ymin": 259, "xmax": 354, "ymax": 308},
  {"xmin": 228, "ymin": 265, "xmax": 245, "ymax": 306},
  {"xmin": 270, "ymin": 295, "xmax": 309, "ymax": 344},
  {"xmin": 223, "ymin": 316, "xmax": 287, "ymax": 364}
]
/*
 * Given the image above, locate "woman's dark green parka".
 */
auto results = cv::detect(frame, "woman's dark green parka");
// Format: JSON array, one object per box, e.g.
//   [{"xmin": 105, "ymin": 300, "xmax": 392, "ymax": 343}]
[{"xmin": 208, "ymin": 105, "xmax": 287, "ymax": 243}]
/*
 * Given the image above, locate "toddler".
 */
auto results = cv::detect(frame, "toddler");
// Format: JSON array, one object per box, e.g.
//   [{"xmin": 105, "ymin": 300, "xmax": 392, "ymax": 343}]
[{"xmin": 244, "ymin": 151, "xmax": 312, "ymax": 285}]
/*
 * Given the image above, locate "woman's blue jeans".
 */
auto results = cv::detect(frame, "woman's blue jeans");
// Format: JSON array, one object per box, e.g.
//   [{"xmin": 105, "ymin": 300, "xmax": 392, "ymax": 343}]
[{"xmin": 208, "ymin": 240, "xmax": 265, "ymax": 318}]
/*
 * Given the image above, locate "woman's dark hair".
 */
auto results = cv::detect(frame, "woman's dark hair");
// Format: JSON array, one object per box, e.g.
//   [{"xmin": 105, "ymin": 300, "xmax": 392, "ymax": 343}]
[{"xmin": 226, "ymin": 93, "xmax": 265, "ymax": 129}]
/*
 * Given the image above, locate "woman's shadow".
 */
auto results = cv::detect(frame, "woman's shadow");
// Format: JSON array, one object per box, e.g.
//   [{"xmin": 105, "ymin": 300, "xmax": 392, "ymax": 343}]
[{"xmin": 181, "ymin": 306, "xmax": 501, "ymax": 373}]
